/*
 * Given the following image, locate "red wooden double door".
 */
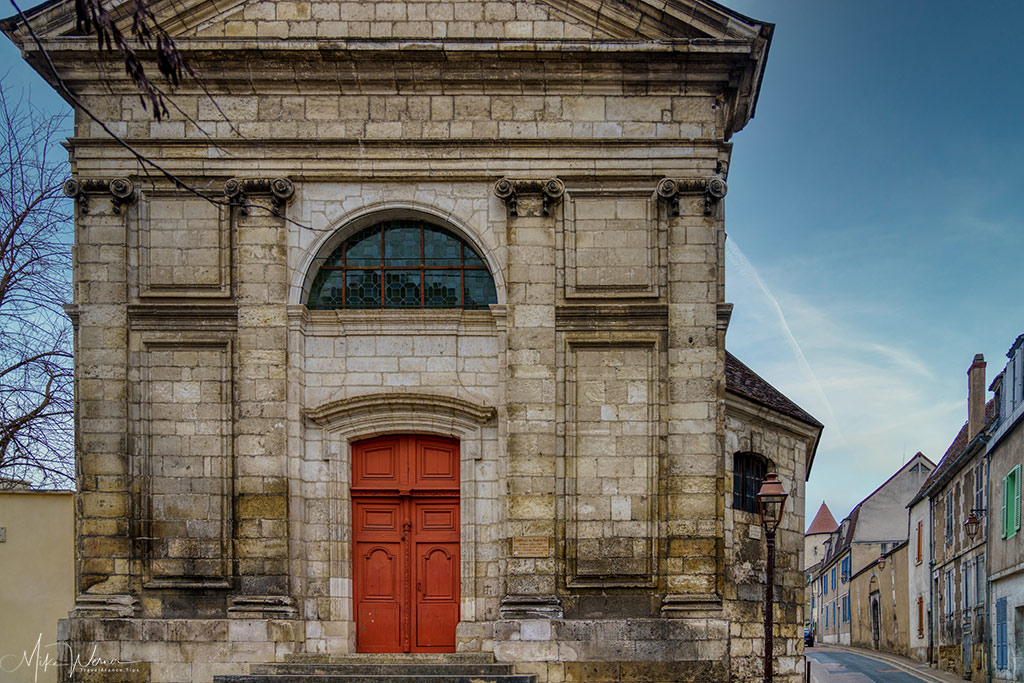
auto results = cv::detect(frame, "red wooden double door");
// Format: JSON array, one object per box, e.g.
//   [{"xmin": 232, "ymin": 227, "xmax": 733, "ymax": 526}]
[{"xmin": 352, "ymin": 435, "xmax": 460, "ymax": 653}]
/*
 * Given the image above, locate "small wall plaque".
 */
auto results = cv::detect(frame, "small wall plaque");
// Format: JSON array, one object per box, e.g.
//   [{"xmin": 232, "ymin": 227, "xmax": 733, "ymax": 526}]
[
  {"xmin": 512, "ymin": 536, "xmax": 550, "ymax": 558},
  {"xmin": 0, "ymin": 527, "xmax": 5, "ymax": 542}
]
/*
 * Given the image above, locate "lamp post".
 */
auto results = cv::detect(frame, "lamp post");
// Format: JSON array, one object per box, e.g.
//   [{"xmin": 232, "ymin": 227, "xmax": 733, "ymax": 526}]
[{"xmin": 756, "ymin": 472, "xmax": 789, "ymax": 683}]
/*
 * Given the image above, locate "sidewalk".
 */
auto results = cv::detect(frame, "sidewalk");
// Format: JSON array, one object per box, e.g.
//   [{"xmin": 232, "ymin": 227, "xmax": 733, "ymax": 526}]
[{"xmin": 808, "ymin": 644, "xmax": 967, "ymax": 683}]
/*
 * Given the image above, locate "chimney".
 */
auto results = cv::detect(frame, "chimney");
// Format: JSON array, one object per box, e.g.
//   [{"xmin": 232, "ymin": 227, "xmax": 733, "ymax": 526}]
[{"xmin": 968, "ymin": 354, "xmax": 987, "ymax": 441}]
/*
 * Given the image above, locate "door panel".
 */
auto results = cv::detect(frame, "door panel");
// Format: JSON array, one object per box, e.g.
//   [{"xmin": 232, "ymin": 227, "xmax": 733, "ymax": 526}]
[
  {"xmin": 353, "ymin": 499, "xmax": 404, "ymax": 653},
  {"xmin": 352, "ymin": 436, "xmax": 460, "ymax": 653}
]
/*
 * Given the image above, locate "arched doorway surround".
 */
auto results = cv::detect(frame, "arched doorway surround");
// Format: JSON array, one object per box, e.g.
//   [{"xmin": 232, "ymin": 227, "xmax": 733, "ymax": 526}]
[{"xmin": 304, "ymin": 392, "xmax": 497, "ymax": 651}]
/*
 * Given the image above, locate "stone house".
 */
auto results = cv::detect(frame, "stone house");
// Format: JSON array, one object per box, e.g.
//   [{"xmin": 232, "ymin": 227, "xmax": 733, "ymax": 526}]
[
  {"xmin": 986, "ymin": 335, "xmax": 1024, "ymax": 682},
  {"xmin": 812, "ymin": 453, "xmax": 933, "ymax": 647},
  {"xmin": 849, "ymin": 541, "xmax": 908, "ymax": 656},
  {"xmin": 3, "ymin": 0, "xmax": 826, "ymax": 681},
  {"xmin": 908, "ymin": 355, "xmax": 994, "ymax": 682}
]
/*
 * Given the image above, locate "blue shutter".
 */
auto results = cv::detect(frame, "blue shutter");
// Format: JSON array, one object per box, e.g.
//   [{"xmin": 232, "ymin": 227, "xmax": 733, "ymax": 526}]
[{"xmin": 996, "ymin": 597, "xmax": 1007, "ymax": 669}]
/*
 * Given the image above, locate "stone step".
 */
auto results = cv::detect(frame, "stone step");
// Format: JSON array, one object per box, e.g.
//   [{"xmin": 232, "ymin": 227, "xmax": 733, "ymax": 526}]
[
  {"xmin": 282, "ymin": 653, "xmax": 497, "ymax": 665},
  {"xmin": 214, "ymin": 676, "xmax": 536, "ymax": 683},
  {"xmin": 250, "ymin": 664, "xmax": 515, "ymax": 676}
]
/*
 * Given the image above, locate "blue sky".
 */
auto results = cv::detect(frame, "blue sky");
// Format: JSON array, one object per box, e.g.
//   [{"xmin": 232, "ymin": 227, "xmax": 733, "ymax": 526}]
[
  {"xmin": 3, "ymin": 0, "xmax": 1023, "ymax": 523},
  {"xmin": 724, "ymin": 0, "xmax": 1024, "ymax": 523}
]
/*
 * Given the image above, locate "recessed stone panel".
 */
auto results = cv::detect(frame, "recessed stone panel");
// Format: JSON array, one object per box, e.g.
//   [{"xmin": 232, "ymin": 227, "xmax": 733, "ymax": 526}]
[
  {"xmin": 135, "ymin": 339, "xmax": 233, "ymax": 587},
  {"xmin": 563, "ymin": 336, "xmax": 660, "ymax": 586},
  {"xmin": 563, "ymin": 190, "xmax": 659, "ymax": 299},
  {"xmin": 138, "ymin": 193, "xmax": 230, "ymax": 298}
]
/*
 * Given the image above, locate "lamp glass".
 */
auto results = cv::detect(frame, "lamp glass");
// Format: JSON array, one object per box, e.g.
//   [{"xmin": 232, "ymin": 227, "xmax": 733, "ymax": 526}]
[
  {"xmin": 964, "ymin": 512, "xmax": 980, "ymax": 542},
  {"xmin": 756, "ymin": 473, "xmax": 788, "ymax": 532}
]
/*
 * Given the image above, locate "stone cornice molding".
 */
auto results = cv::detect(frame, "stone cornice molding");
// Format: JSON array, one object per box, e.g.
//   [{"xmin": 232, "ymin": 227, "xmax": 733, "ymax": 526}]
[
  {"xmin": 127, "ymin": 304, "xmax": 239, "ymax": 331},
  {"xmin": 306, "ymin": 392, "xmax": 497, "ymax": 433},
  {"xmin": 555, "ymin": 304, "xmax": 668, "ymax": 331},
  {"xmin": 223, "ymin": 177, "xmax": 295, "ymax": 215},
  {"xmin": 656, "ymin": 172, "xmax": 727, "ymax": 217},
  {"xmin": 716, "ymin": 303, "xmax": 733, "ymax": 333},
  {"xmin": 62, "ymin": 177, "xmax": 136, "ymax": 214},
  {"xmin": 494, "ymin": 178, "xmax": 565, "ymax": 217}
]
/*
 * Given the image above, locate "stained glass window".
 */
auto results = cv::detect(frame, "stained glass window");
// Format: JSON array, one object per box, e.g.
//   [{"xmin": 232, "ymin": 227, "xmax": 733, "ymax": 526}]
[{"xmin": 307, "ymin": 220, "xmax": 497, "ymax": 310}]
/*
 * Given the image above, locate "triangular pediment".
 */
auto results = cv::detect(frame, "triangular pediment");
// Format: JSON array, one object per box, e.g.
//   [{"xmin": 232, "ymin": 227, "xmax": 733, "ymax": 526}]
[{"xmin": 4, "ymin": 0, "xmax": 768, "ymax": 44}]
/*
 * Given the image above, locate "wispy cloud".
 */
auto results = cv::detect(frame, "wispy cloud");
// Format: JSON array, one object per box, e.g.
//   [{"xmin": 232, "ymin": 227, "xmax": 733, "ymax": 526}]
[{"xmin": 725, "ymin": 243, "xmax": 967, "ymax": 521}]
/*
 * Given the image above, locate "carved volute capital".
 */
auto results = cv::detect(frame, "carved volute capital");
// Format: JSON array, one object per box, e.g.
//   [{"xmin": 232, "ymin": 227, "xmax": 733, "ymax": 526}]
[
  {"xmin": 494, "ymin": 177, "xmax": 564, "ymax": 217},
  {"xmin": 223, "ymin": 177, "xmax": 295, "ymax": 215},
  {"xmin": 62, "ymin": 177, "xmax": 136, "ymax": 215},
  {"xmin": 657, "ymin": 174, "xmax": 728, "ymax": 217}
]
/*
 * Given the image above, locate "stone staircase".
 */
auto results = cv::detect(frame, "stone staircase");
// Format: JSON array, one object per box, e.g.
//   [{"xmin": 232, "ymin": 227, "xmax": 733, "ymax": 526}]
[{"xmin": 213, "ymin": 653, "xmax": 536, "ymax": 683}]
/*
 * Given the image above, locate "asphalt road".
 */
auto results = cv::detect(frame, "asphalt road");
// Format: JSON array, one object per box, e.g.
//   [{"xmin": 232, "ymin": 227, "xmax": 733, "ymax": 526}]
[{"xmin": 806, "ymin": 647, "xmax": 935, "ymax": 682}]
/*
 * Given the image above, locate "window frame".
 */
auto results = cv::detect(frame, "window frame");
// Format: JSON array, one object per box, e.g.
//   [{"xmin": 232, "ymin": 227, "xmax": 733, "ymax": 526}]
[
  {"xmin": 731, "ymin": 452, "xmax": 767, "ymax": 515},
  {"xmin": 305, "ymin": 220, "xmax": 497, "ymax": 311},
  {"xmin": 946, "ymin": 490, "xmax": 954, "ymax": 544}
]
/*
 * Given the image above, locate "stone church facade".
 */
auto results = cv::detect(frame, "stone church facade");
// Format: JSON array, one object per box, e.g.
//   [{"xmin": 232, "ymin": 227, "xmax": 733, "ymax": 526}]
[{"xmin": 5, "ymin": 0, "xmax": 822, "ymax": 680}]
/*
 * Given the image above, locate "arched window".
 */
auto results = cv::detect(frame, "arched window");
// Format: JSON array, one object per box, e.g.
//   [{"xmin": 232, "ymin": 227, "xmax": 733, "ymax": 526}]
[
  {"xmin": 733, "ymin": 451, "xmax": 769, "ymax": 514},
  {"xmin": 306, "ymin": 220, "xmax": 497, "ymax": 310}
]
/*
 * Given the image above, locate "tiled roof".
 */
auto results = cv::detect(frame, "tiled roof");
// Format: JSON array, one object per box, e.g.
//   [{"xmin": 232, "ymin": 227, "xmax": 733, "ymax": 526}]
[
  {"xmin": 911, "ymin": 399, "xmax": 997, "ymax": 505},
  {"xmin": 725, "ymin": 352, "xmax": 823, "ymax": 428},
  {"xmin": 806, "ymin": 502, "xmax": 839, "ymax": 535}
]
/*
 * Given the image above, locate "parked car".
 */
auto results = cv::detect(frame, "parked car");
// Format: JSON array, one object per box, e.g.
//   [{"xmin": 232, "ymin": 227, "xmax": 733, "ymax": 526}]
[{"xmin": 804, "ymin": 628, "xmax": 814, "ymax": 647}]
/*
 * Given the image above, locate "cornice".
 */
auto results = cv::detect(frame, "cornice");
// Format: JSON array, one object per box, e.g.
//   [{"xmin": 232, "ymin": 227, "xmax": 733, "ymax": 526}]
[{"xmin": 555, "ymin": 304, "xmax": 668, "ymax": 331}]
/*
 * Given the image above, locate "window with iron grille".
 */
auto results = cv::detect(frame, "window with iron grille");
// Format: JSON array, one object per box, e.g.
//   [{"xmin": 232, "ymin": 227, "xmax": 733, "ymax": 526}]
[
  {"xmin": 732, "ymin": 452, "xmax": 767, "ymax": 514},
  {"xmin": 306, "ymin": 220, "xmax": 497, "ymax": 310}
]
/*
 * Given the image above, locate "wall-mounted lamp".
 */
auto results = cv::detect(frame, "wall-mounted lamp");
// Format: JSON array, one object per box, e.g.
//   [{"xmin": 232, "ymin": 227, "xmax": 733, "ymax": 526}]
[{"xmin": 964, "ymin": 508, "xmax": 986, "ymax": 542}]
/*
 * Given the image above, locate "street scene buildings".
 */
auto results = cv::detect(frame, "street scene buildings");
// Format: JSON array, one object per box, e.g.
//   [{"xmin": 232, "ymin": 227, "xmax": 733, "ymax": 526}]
[{"xmin": 806, "ymin": 339, "xmax": 1024, "ymax": 683}]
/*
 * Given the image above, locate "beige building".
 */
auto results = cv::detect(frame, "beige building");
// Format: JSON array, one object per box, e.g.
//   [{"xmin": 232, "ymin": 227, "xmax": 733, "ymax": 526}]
[
  {"xmin": 4, "ymin": 0, "xmax": 825, "ymax": 681},
  {"xmin": 849, "ymin": 541, "xmax": 909, "ymax": 656},
  {"xmin": 812, "ymin": 454, "xmax": 933, "ymax": 647},
  {"xmin": 0, "ymin": 490, "xmax": 75, "ymax": 683}
]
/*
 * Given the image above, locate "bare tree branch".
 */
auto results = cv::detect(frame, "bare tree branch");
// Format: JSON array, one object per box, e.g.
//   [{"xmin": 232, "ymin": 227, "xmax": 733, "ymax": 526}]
[{"xmin": 0, "ymin": 79, "xmax": 74, "ymax": 489}]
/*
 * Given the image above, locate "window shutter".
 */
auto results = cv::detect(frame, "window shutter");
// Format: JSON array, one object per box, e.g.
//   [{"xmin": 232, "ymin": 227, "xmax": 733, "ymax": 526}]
[
  {"xmin": 1003, "ymin": 475, "xmax": 1010, "ymax": 539},
  {"xmin": 916, "ymin": 521, "xmax": 922, "ymax": 563},
  {"xmin": 1014, "ymin": 467, "xmax": 1021, "ymax": 533}
]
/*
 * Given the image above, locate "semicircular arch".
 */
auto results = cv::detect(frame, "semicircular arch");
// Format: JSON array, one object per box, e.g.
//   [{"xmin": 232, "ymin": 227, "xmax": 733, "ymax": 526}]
[{"xmin": 292, "ymin": 201, "xmax": 505, "ymax": 307}]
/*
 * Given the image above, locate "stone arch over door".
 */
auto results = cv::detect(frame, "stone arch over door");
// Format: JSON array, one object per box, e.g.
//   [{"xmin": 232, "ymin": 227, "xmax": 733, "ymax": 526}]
[{"xmin": 304, "ymin": 392, "xmax": 497, "ymax": 651}]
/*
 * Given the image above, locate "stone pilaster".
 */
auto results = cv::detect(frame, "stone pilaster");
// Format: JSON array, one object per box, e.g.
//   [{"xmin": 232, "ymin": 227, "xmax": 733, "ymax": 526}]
[
  {"xmin": 658, "ymin": 170, "xmax": 728, "ymax": 617},
  {"xmin": 226, "ymin": 178, "xmax": 296, "ymax": 611},
  {"xmin": 62, "ymin": 178, "xmax": 135, "ymax": 603},
  {"xmin": 495, "ymin": 178, "xmax": 564, "ymax": 618}
]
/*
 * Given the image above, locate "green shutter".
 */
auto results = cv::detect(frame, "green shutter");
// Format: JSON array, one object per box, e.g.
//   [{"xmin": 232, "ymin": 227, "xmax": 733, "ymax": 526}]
[
  {"xmin": 1015, "ymin": 466, "xmax": 1021, "ymax": 534},
  {"xmin": 1004, "ymin": 475, "xmax": 1010, "ymax": 539}
]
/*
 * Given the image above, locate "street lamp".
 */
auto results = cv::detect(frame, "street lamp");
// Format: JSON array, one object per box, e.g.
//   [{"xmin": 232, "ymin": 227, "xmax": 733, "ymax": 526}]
[
  {"xmin": 877, "ymin": 554, "xmax": 886, "ymax": 570},
  {"xmin": 757, "ymin": 472, "xmax": 789, "ymax": 683},
  {"xmin": 964, "ymin": 508, "xmax": 985, "ymax": 542}
]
